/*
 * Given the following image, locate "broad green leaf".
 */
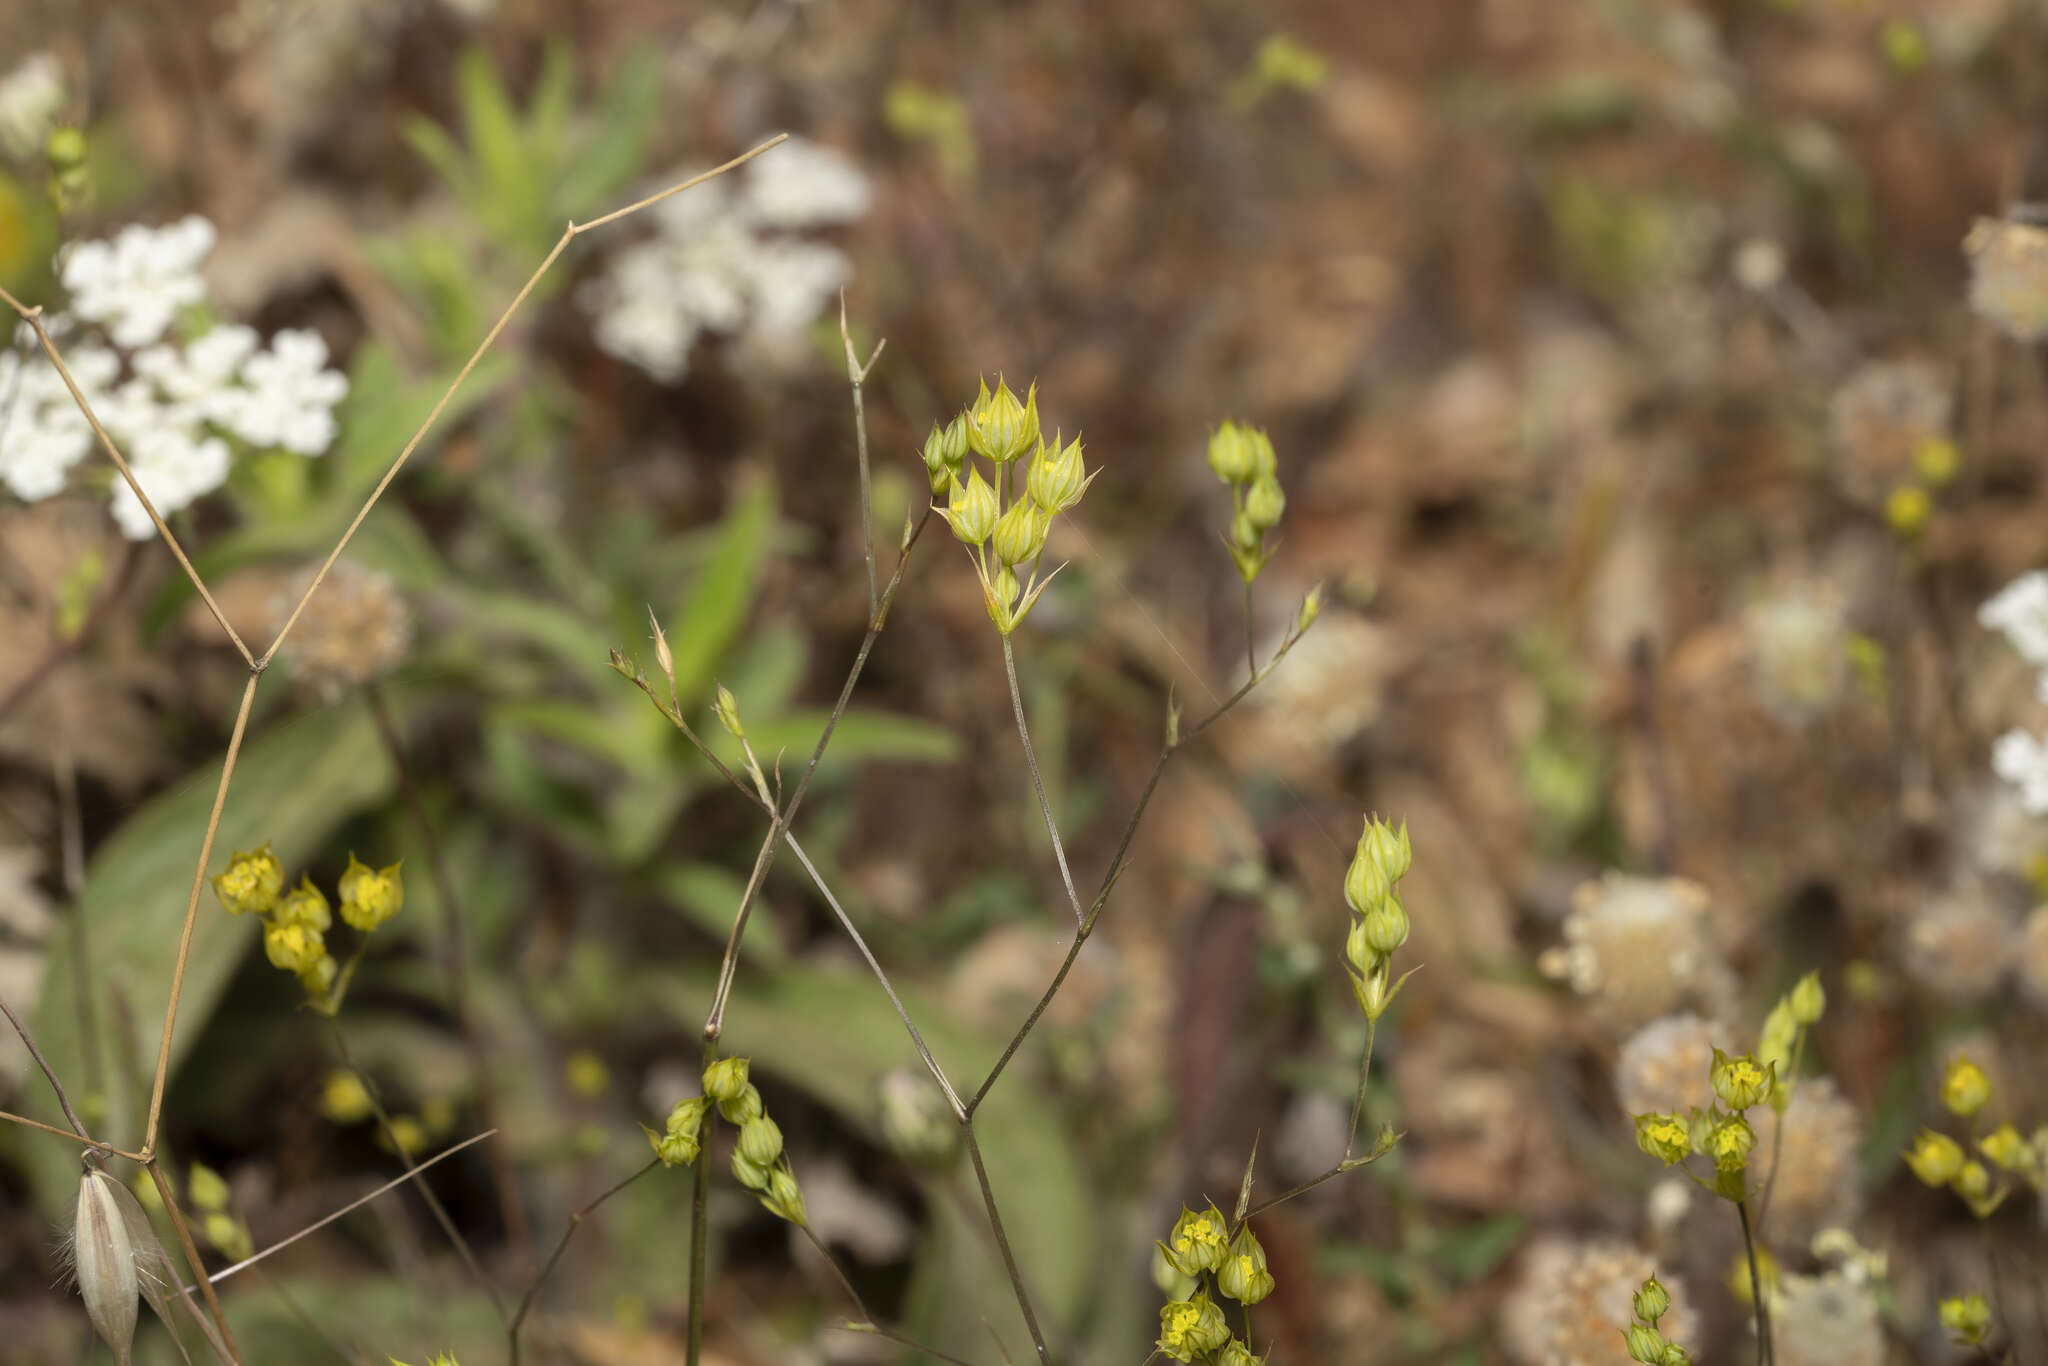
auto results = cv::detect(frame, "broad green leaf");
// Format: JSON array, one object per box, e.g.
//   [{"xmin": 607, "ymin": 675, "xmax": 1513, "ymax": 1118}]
[
  {"xmin": 657, "ymin": 860, "xmax": 786, "ymax": 967},
  {"xmin": 557, "ymin": 47, "xmax": 661, "ymax": 217},
  {"xmin": 14, "ymin": 701, "xmax": 396, "ymax": 1220},
  {"xmin": 666, "ymin": 477, "xmax": 776, "ymax": 704},
  {"xmin": 461, "ymin": 590, "xmax": 617, "ymax": 680}
]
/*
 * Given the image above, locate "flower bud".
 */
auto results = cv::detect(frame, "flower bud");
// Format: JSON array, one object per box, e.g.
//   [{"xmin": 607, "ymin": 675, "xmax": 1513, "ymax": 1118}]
[
  {"xmin": 299, "ymin": 954, "xmax": 338, "ymax": 1000},
  {"xmin": 1246, "ymin": 427, "xmax": 1277, "ymax": 480},
  {"xmin": 763, "ymin": 1164, "xmax": 807, "ymax": 1226},
  {"xmin": 1905, "ymin": 1129, "xmax": 1966, "ymax": 1186},
  {"xmin": 1162, "ymin": 1204, "xmax": 1229, "ymax": 1276},
  {"xmin": 1216, "ymin": 1224, "xmax": 1274, "ymax": 1305},
  {"xmin": 1954, "ymin": 1159, "xmax": 1991, "ymax": 1200},
  {"xmin": 732, "ymin": 1147, "xmax": 772, "ymax": 1191},
  {"xmin": 738, "ymin": 1113, "xmax": 784, "ymax": 1167},
  {"xmin": 1344, "ymin": 816, "xmax": 1410, "ymax": 915},
  {"xmin": 1344, "ymin": 917, "xmax": 1377, "ymax": 978},
  {"xmin": 990, "ymin": 497, "xmax": 1050, "ymax": 567},
  {"xmin": 1297, "ymin": 584, "xmax": 1323, "ymax": 635},
  {"xmin": 188, "ymin": 1162, "xmax": 230, "ymax": 1213},
  {"xmin": 264, "ymin": 919, "xmax": 326, "ymax": 974},
  {"xmin": 274, "ymin": 873, "xmax": 332, "ymax": 932},
  {"xmin": 1942, "ymin": 1056, "xmax": 1991, "ymax": 1119},
  {"xmin": 1243, "ymin": 475, "xmax": 1286, "ymax": 531},
  {"xmin": 1217, "ymin": 1340, "xmax": 1262, "ymax": 1366},
  {"xmin": 921, "ymin": 422, "xmax": 953, "ymax": 491},
  {"xmin": 938, "ymin": 414, "xmax": 971, "ymax": 469},
  {"xmin": 1710, "ymin": 1049, "xmax": 1773, "ymax": 1112},
  {"xmin": 204, "ymin": 1210, "xmax": 253, "ymax": 1262},
  {"xmin": 338, "ymin": 855, "xmax": 403, "ymax": 932},
  {"xmin": 1207, "ymin": 421, "xmax": 1255, "ymax": 484},
  {"xmin": 1027, "ymin": 432, "xmax": 1088, "ymax": 513},
  {"xmin": 1634, "ymin": 1113, "xmax": 1692, "ymax": 1166},
  {"xmin": 1633, "ymin": 1275, "xmax": 1671, "ymax": 1325},
  {"xmin": 703, "ymin": 1056, "xmax": 751, "ymax": 1105},
  {"xmin": 1757, "ymin": 999, "xmax": 1797, "ymax": 1086},
  {"xmin": 1623, "ymin": 1323, "xmax": 1668, "ymax": 1364},
  {"xmin": 942, "ymin": 466, "xmax": 999, "ymax": 546},
  {"xmin": 1151, "ymin": 1240, "xmax": 1196, "ymax": 1299},
  {"xmin": 966, "ymin": 377, "xmax": 1038, "ymax": 464},
  {"xmin": 212, "ymin": 845, "xmax": 284, "ymax": 916},
  {"xmin": 1230, "ymin": 509, "xmax": 1262, "ymax": 551},
  {"xmin": 649, "ymin": 1096, "xmax": 708, "ymax": 1168},
  {"xmin": 1360, "ymin": 894, "xmax": 1410, "ymax": 956},
  {"xmin": 1788, "ymin": 970, "xmax": 1825, "ymax": 1026}
]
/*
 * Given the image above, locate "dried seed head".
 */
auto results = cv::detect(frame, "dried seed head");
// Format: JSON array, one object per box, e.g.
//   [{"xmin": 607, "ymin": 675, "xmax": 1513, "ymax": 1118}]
[{"xmin": 73, "ymin": 1166, "xmax": 140, "ymax": 1364}]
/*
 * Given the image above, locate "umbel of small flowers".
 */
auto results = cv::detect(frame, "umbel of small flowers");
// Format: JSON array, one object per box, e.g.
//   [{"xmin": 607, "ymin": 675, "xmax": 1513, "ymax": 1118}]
[
  {"xmin": 1153, "ymin": 1202, "xmax": 1274, "ymax": 1363},
  {"xmin": 1205, "ymin": 420, "xmax": 1286, "ymax": 584},
  {"xmin": 646, "ymin": 1055, "xmax": 808, "ymax": 1227},
  {"xmin": 1904, "ymin": 1054, "xmax": 2048, "ymax": 1225},
  {"xmin": 927, "ymin": 377, "xmax": 1096, "ymax": 635},
  {"xmin": 212, "ymin": 846, "xmax": 403, "ymax": 1015},
  {"xmin": 0, "ymin": 215, "xmax": 350, "ymax": 536}
]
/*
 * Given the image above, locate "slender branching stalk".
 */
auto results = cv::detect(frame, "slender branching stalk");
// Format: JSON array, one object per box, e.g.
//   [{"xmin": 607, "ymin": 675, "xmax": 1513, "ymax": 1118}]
[
  {"xmin": 839, "ymin": 293, "xmax": 885, "ymax": 620},
  {"xmin": 1002, "ymin": 636, "xmax": 1085, "ymax": 929},
  {"xmin": 508, "ymin": 1157, "xmax": 658, "ymax": 1366}
]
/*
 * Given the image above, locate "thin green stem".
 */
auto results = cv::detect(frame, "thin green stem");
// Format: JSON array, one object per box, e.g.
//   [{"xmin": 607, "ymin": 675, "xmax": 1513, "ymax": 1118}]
[
  {"xmin": 1343, "ymin": 1015, "xmax": 1378, "ymax": 1164},
  {"xmin": 1737, "ymin": 1199, "xmax": 1774, "ymax": 1366},
  {"xmin": 1753, "ymin": 1027, "xmax": 1804, "ymax": 1240},
  {"xmin": 963, "ymin": 1124, "xmax": 1051, "ymax": 1365},
  {"xmin": 687, "ymin": 1086, "xmax": 713, "ymax": 1366},
  {"xmin": 1002, "ymin": 635, "xmax": 1084, "ymax": 928},
  {"xmin": 839, "ymin": 294, "xmax": 885, "ymax": 620}
]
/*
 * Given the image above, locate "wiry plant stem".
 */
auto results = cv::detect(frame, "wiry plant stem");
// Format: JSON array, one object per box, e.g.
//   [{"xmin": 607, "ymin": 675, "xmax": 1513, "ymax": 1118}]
[
  {"xmin": 508, "ymin": 1157, "xmax": 657, "ymax": 1366},
  {"xmin": 963, "ymin": 1124, "xmax": 1050, "ymax": 1365},
  {"xmin": 1002, "ymin": 636, "xmax": 1085, "ymax": 929}
]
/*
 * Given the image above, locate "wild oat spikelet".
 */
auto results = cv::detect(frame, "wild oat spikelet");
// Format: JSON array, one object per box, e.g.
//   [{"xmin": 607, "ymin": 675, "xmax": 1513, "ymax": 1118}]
[
  {"xmin": 68, "ymin": 1164, "xmax": 180, "ymax": 1366},
  {"xmin": 1500, "ymin": 1237, "xmax": 1695, "ymax": 1366}
]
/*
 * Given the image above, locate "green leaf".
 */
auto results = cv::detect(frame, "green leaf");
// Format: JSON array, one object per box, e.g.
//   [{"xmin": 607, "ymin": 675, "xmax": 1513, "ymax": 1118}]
[
  {"xmin": 726, "ymin": 707, "xmax": 961, "ymax": 772},
  {"xmin": 13, "ymin": 701, "xmax": 396, "ymax": 1220},
  {"xmin": 556, "ymin": 47, "xmax": 661, "ymax": 219},
  {"xmin": 656, "ymin": 861, "xmax": 787, "ymax": 967},
  {"xmin": 666, "ymin": 478, "xmax": 776, "ymax": 704}
]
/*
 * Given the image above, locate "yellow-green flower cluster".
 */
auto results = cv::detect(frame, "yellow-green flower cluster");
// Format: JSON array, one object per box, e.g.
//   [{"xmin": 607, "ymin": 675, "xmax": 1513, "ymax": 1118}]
[
  {"xmin": 186, "ymin": 1160, "xmax": 253, "ymax": 1263},
  {"xmin": 1939, "ymin": 1292, "xmax": 1992, "ymax": 1346},
  {"xmin": 1206, "ymin": 420, "xmax": 1285, "ymax": 583},
  {"xmin": 1342, "ymin": 815, "xmax": 1418, "ymax": 1022},
  {"xmin": 1903, "ymin": 1055, "xmax": 2047, "ymax": 1220},
  {"xmin": 211, "ymin": 845, "xmax": 404, "ymax": 1011},
  {"xmin": 646, "ymin": 1057, "xmax": 807, "ymax": 1227},
  {"xmin": 1620, "ymin": 1274, "xmax": 1691, "ymax": 1365},
  {"xmin": 929, "ymin": 377, "xmax": 1097, "ymax": 635},
  {"xmin": 1152, "ymin": 1205, "xmax": 1273, "ymax": 1362},
  {"xmin": 1629, "ymin": 1045, "xmax": 1776, "ymax": 1202}
]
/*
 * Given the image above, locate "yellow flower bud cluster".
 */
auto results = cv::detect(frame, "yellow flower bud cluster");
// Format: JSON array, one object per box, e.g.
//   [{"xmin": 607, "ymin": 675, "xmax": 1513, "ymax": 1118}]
[
  {"xmin": 187, "ymin": 1161, "xmax": 252, "ymax": 1264},
  {"xmin": 1341, "ymin": 815, "xmax": 1418, "ymax": 1022},
  {"xmin": 1621, "ymin": 1274, "xmax": 1691, "ymax": 1366},
  {"xmin": 1206, "ymin": 420, "xmax": 1285, "ymax": 583},
  {"xmin": 1152, "ymin": 1203, "xmax": 1273, "ymax": 1362},
  {"xmin": 930, "ymin": 377, "xmax": 1098, "ymax": 635},
  {"xmin": 1902, "ymin": 1055, "xmax": 2048, "ymax": 1220},
  {"xmin": 211, "ymin": 844, "xmax": 404, "ymax": 1013},
  {"xmin": 646, "ymin": 1056, "xmax": 807, "ymax": 1227}
]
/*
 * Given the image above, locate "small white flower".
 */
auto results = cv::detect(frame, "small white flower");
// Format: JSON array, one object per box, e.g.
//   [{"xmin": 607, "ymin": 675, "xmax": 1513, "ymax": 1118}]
[
  {"xmin": 746, "ymin": 237, "xmax": 849, "ymax": 336},
  {"xmin": 62, "ymin": 216, "xmax": 216, "ymax": 349},
  {"xmin": 0, "ymin": 52, "xmax": 64, "ymax": 162},
  {"xmin": 220, "ymin": 328, "xmax": 348, "ymax": 454},
  {"xmin": 108, "ymin": 429, "xmax": 232, "ymax": 540},
  {"xmin": 741, "ymin": 137, "xmax": 872, "ymax": 231},
  {"xmin": 0, "ymin": 344, "xmax": 117, "ymax": 501},
  {"xmin": 1980, "ymin": 570, "xmax": 2048, "ymax": 668},
  {"xmin": 1992, "ymin": 728, "xmax": 2048, "ymax": 815}
]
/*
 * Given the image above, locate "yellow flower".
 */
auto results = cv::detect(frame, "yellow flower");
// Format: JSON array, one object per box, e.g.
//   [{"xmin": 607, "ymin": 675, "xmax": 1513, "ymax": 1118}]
[
  {"xmin": 320, "ymin": 1070, "xmax": 373, "ymax": 1124},
  {"xmin": 1904, "ymin": 1129, "xmax": 1965, "ymax": 1186},
  {"xmin": 965, "ymin": 376, "xmax": 1039, "ymax": 465},
  {"xmin": 1635, "ymin": 1112, "xmax": 1693, "ymax": 1166},
  {"xmin": 338, "ymin": 854, "xmax": 403, "ymax": 932},
  {"xmin": 1163, "ymin": 1204, "xmax": 1230, "ymax": 1277},
  {"xmin": 1940, "ymin": 1293, "xmax": 1991, "ymax": 1345},
  {"xmin": 211, "ymin": 845, "xmax": 283, "ymax": 916},
  {"xmin": 1704, "ymin": 1114, "xmax": 1756, "ymax": 1172},
  {"xmin": 263, "ymin": 919, "xmax": 325, "ymax": 975},
  {"xmin": 1941, "ymin": 1056, "xmax": 1991, "ymax": 1119},
  {"xmin": 1710, "ymin": 1049, "xmax": 1773, "ymax": 1112},
  {"xmin": 1157, "ymin": 1290, "xmax": 1229, "ymax": 1362},
  {"xmin": 1980, "ymin": 1123, "xmax": 2028, "ymax": 1172},
  {"xmin": 274, "ymin": 873, "xmax": 331, "ymax": 932},
  {"xmin": 187, "ymin": 1162, "xmax": 230, "ymax": 1213},
  {"xmin": 1217, "ymin": 1224, "xmax": 1275, "ymax": 1305}
]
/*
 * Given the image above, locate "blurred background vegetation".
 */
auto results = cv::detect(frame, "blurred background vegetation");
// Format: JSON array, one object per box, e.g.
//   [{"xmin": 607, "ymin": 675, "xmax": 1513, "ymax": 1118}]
[{"xmin": 3, "ymin": 1, "xmax": 2048, "ymax": 1363}]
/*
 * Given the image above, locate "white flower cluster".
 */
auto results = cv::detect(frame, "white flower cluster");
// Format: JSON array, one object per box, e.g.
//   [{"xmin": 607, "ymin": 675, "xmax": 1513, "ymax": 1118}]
[
  {"xmin": 1982, "ymin": 570, "xmax": 2048, "ymax": 812},
  {"xmin": 584, "ymin": 136, "xmax": 872, "ymax": 383},
  {"xmin": 0, "ymin": 216, "xmax": 348, "ymax": 539},
  {"xmin": 0, "ymin": 51, "xmax": 63, "ymax": 162}
]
